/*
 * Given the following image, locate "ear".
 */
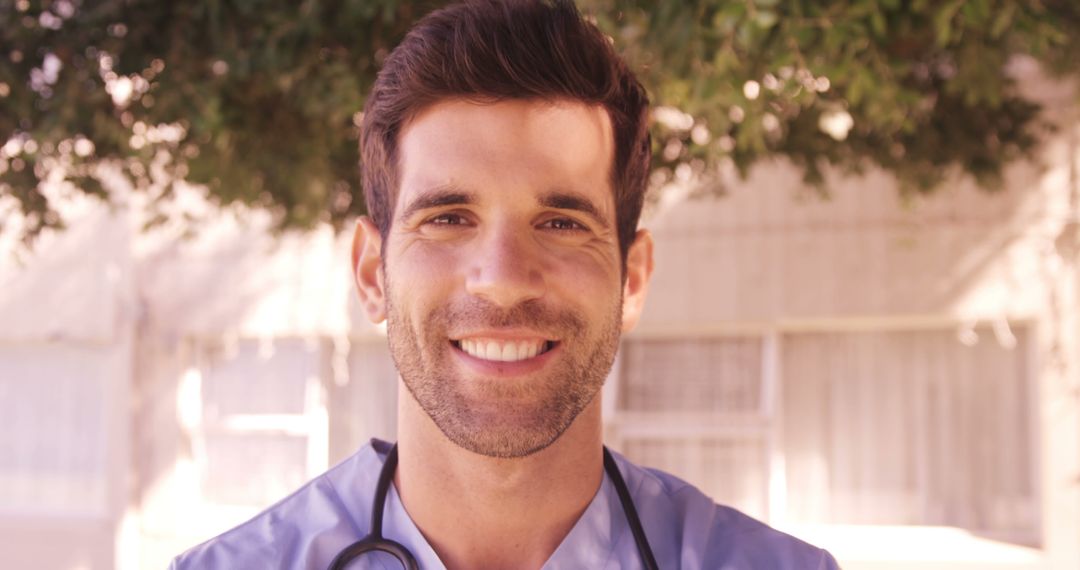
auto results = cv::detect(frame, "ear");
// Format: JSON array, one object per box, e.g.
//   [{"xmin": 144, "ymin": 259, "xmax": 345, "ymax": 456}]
[
  {"xmin": 352, "ymin": 216, "xmax": 387, "ymax": 323},
  {"xmin": 620, "ymin": 229, "xmax": 654, "ymax": 333}
]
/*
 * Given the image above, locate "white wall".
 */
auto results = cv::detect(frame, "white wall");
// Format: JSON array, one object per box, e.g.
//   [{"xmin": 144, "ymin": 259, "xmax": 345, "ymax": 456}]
[{"xmin": 628, "ymin": 106, "xmax": 1080, "ymax": 567}]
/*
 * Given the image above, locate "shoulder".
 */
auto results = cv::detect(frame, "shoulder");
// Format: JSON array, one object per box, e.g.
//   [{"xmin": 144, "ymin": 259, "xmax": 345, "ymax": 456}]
[
  {"xmin": 170, "ymin": 441, "xmax": 386, "ymax": 570},
  {"xmin": 612, "ymin": 451, "xmax": 839, "ymax": 570}
]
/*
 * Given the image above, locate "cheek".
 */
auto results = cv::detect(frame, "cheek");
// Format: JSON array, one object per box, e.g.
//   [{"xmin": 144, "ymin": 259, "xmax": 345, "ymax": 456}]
[
  {"xmin": 401, "ymin": 242, "xmax": 462, "ymax": 275},
  {"xmin": 542, "ymin": 240, "xmax": 621, "ymax": 280},
  {"xmin": 543, "ymin": 248, "xmax": 622, "ymax": 304},
  {"xmin": 387, "ymin": 243, "xmax": 462, "ymax": 308}
]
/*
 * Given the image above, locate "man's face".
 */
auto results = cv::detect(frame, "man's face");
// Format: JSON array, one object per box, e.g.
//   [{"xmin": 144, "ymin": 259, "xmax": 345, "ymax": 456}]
[{"xmin": 362, "ymin": 99, "xmax": 644, "ymax": 458}]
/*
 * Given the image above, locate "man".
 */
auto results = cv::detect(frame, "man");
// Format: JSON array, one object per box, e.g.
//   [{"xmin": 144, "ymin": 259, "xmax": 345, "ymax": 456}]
[{"xmin": 173, "ymin": 1, "xmax": 840, "ymax": 568}]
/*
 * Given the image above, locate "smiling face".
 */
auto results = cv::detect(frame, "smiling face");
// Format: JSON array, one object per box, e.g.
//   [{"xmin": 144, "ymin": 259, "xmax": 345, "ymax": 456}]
[{"xmin": 353, "ymin": 99, "xmax": 652, "ymax": 458}]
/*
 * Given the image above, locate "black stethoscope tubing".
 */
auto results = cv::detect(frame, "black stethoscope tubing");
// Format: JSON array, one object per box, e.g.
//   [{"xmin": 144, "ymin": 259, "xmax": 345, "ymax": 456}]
[{"xmin": 328, "ymin": 444, "xmax": 659, "ymax": 570}]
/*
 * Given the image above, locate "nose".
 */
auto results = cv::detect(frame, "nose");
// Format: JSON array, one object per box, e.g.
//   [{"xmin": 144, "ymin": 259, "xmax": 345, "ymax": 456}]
[{"xmin": 465, "ymin": 223, "xmax": 546, "ymax": 307}]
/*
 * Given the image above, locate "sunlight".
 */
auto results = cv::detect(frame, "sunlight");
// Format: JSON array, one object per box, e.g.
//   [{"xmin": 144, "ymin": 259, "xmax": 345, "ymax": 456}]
[
  {"xmin": 818, "ymin": 108, "xmax": 854, "ymax": 141},
  {"xmin": 177, "ymin": 368, "xmax": 203, "ymax": 431}
]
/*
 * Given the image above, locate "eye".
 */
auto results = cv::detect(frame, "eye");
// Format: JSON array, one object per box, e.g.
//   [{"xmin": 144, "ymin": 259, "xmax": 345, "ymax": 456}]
[
  {"xmin": 540, "ymin": 217, "xmax": 588, "ymax": 232},
  {"xmin": 425, "ymin": 212, "xmax": 470, "ymax": 226}
]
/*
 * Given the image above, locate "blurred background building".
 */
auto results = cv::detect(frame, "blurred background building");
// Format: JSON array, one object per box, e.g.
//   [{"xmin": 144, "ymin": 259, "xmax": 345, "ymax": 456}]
[
  {"xmin": 4, "ymin": 1, "xmax": 1080, "ymax": 569},
  {"xmin": 2, "ymin": 63, "xmax": 1078, "ymax": 569}
]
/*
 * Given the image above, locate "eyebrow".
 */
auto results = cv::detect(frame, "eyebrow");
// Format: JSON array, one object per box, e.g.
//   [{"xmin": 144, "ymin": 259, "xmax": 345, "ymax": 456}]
[
  {"xmin": 539, "ymin": 190, "xmax": 611, "ymax": 229},
  {"xmin": 399, "ymin": 185, "xmax": 476, "ymax": 222},
  {"xmin": 398, "ymin": 185, "xmax": 611, "ymax": 229}
]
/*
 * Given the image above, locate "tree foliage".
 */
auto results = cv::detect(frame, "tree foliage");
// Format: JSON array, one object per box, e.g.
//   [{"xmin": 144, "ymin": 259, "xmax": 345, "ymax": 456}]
[
  {"xmin": 604, "ymin": 0, "xmax": 1079, "ymax": 193},
  {"xmin": 2, "ymin": 0, "xmax": 1078, "ymax": 242}
]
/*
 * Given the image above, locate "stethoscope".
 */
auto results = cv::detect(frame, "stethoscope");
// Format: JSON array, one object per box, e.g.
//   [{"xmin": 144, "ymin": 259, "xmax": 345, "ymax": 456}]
[{"xmin": 328, "ymin": 443, "xmax": 659, "ymax": 570}]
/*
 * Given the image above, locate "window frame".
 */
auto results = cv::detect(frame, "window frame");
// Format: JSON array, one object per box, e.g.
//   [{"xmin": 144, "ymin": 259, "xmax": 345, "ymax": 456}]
[
  {"xmin": 607, "ymin": 317, "xmax": 1042, "ymax": 552},
  {"xmin": 184, "ymin": 336, "xmax": 331, "ymax": 513}
]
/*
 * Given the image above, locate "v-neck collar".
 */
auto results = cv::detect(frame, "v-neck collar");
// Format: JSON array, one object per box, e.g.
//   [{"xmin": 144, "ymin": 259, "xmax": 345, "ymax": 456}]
[{"xmin": 350, "ymin": 441, "xmax": 630, "ymax": 570}]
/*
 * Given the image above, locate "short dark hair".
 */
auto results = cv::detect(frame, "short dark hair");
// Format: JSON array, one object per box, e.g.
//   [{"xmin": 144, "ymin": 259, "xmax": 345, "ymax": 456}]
[{"xmin": 360, "ymin": 0, "xmax": 651, "ymax": 263}]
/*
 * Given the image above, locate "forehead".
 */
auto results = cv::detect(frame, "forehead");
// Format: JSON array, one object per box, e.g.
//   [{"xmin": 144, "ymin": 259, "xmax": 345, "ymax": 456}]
[{"xmin": 395, "ymin": 99, "xmax": 616, "ymax": 217}]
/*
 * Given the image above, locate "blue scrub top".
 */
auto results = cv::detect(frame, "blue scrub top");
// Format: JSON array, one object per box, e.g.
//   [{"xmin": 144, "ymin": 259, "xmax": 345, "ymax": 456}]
[{"xmin": 171, "ymin": 439, "xmax": 839, "ymax": 569}]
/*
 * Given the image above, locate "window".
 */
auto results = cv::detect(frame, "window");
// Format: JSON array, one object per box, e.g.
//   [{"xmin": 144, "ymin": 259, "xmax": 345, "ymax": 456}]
[
  {"xmin": 781, "ymin": 328, "xmax": 1036, "ymax": 542},
  {"xmin": 610, "ymin": 325, "xmax": 1037, "ymax": 544},
  {"xmin": 328, "ymin": 340, "xmax": 399, "ymax": 465},
  {"xmin": 609, "ymin": 337, "xmax": 770, "ymax": 519},
  {"xmin": 0, "ymin": 343, "xmax": 110, "ymax": 516},
  {"xmin": 194, "ymin": 338, "xmax": 328, "ymax": 507}
]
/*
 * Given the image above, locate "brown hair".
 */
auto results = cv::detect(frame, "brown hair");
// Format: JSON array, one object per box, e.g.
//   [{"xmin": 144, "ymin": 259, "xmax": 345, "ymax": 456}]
[{"xmin": 360, "ymin": 0, "xmax": 651, "ymax": 264}]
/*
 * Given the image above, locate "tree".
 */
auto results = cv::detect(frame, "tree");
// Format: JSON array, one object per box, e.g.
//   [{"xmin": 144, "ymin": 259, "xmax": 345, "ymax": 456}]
[{"xmin": 2, "ymin": 0, "xmax": 1078, "ymax": 243}]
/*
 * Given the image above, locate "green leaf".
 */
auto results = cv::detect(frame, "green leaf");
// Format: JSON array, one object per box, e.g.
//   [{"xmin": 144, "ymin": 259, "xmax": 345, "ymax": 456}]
[
  {"xmin": 755, "ymin": 10, "xmax": 778, "ymax": 29},
  {"xmin": 934, "ymin": 0, "xmax": 964, "ymax": 47},
  {"xmin": 847, "ymin": 73, "xmax": 866, "ymax": 107},
  {"xmin": 871, "ymin": 11, "xmax": 886, "ymax": 38},
  {"xmin": 990, "ymin": 2, "xmax": 1017, "ymax": 39}
]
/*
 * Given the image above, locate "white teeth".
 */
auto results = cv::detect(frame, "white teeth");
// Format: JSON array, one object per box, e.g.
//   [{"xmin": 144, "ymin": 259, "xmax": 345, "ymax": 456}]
[{"xmin": 458, "ymin": 338, "xmax": 548, "ymax": 362}]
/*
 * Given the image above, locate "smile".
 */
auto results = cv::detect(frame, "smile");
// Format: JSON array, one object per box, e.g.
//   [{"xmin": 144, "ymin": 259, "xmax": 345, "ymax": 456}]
[{"xmin": 451, "ymin": 338, "xmax": 556, "ymax": 362}]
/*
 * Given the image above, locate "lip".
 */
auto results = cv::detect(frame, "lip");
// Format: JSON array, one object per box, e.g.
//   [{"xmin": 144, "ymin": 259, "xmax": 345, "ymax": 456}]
[{"xmin": 450, "ymin": 338, "xmax": 561, "ymax": 376}]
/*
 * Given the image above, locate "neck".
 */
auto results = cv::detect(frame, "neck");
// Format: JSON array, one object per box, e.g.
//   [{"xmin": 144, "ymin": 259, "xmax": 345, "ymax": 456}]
[{"xmin": 394, "ymin": 381, "xmax": 605, "ymax": 570}]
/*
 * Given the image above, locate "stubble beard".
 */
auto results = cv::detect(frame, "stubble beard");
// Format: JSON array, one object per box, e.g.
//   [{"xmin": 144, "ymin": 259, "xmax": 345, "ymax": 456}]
[{"xmin": 384, "ymin": 280, "xmax": 622, "ymax": 459}]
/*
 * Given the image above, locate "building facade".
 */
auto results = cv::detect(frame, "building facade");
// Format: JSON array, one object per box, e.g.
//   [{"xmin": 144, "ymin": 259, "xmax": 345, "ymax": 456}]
[{"xmin": 2, "ymin": 73, "xmax": 1078, "ymax": 570}]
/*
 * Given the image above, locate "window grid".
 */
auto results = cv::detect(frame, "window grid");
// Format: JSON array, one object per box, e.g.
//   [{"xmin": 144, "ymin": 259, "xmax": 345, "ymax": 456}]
[
  {"xmin": 609, "ymin": 324, "xmax": 1037, "ymax": 542},
  {"xmin": 191, "ymin": 337, "xmax": 329, "ymax": 509}
]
